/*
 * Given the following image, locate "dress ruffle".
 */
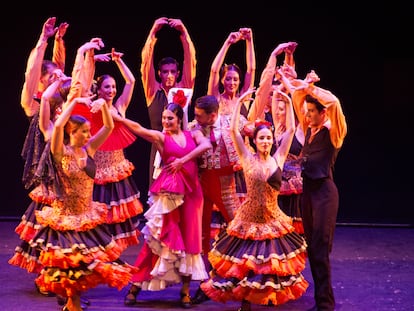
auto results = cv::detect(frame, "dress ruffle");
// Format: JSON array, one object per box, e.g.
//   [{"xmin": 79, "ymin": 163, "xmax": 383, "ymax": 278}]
[
  {"xmin": 93, "ymin": 158, "xmax": 135, "ymax": 185},
  {"xmin": 9, "ymin": 184, "xmax": 56, "ymax": 273},
  {"xmin": 91, "ymin": 148, "xmax": 142, "ymax": 249},
  {"xmin": 200, "ymin": 228, "xmax": 308, "ymax": 306},
  {"xmin": 208, "ymin": 229, "xmax": 307, "ymax": 278},
  {"xmin": 201, "ymin": 273, "xmax": 308, "ymax": 306},
  {"xmin": 93, "ymin": 178, "xmax": 143, "ymax": 224},
  {"xmin": 200, "ymin": 153, "xmax": 309, "ymax": 307},
  {"xmin": 145, "ymin": 193, "xmax": 185, "ymax": 251},
  {"xmin": 26, "ymin": 219, "xmax": 140, "ymax": 290},
  {"xmin": 8, "ymin": 241, "xmax": 43, "ymax": 274},
  {"xmin": 226, "ymin": 217, "xmax": 295, "ymax": 240},
  {"xmin": 131, "ymin": 191, "xmax": 208, "ymax": 289},
  {"xmin": 14, "ymin": 199, "xmax": 46, "ymax": 242},
  {"xmin": 35, "ymin": 259, "xmax": 138, "ymax": 298},
  {"xmin": 28, "ymin": 185, "xmax": 56, "ymax": 205},
  {"xmin": 35, "ymin": 201, "xmax": 108, "ymax": 231}
]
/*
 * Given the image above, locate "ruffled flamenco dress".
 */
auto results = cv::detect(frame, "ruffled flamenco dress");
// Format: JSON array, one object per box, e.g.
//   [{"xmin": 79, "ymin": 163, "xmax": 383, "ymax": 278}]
[
  {"xmin": 29, "ymin": 145, "xmax": 138, "ymax": 298},
  {"xmin": 201, "ymin": 154, "xmax": 308, "ymax": 306},
  {"xmin": 9, "ymin": 105, "xmax": 62, "ymax": 276},
  {"xmin": 74, "ymin": 105, "xmax": 144, "ymax": 250},
  {"xmin": 9, "ymin": 141, "xmax": 58, "ymax": 275},
  {"xmin": 129, "ymin": 132, "xmax": 208, "ymax": 291}
]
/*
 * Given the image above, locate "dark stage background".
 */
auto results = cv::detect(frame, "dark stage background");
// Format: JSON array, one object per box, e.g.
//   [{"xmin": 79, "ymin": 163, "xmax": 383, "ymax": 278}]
[{"xmin": 1, "ymin": 4, "xmax": 409, "ymax": 225}]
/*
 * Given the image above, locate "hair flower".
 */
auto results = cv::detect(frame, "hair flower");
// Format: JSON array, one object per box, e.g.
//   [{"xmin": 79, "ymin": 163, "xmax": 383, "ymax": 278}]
[
  {"xmin": 172, "ymin": 90, "xmax": 187, "ymax": 108},
  {"xmin": 254, "ymin": 120, "xmax": 273, "ymax": 128}
]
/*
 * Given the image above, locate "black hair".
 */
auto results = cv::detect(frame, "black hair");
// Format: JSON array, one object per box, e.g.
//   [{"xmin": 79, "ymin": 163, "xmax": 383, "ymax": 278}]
[
  {"xmin": 165, "ymin": 103, "xmax": 184, "ymax": 129},
  {"xmin": 305, "ymin": 94, "xmax": 325, "ymax": 112},
  {"xmin": 253, "ymin": 123, "xmax": 273, "ymax": 139},
  {"xmin": 95, "ymin": 74, "xmax": 115, "ymax": 95},
  {"xmin": 41, "ymin": 60, "xmax": 58, "ymax": 77},
  {"xmin": 194, "ymin": 95, "xmax": 219, "ymax": 114},
  {"xmin": 158, "ymin": 57, "xmax": 179, "ymax": 70}
]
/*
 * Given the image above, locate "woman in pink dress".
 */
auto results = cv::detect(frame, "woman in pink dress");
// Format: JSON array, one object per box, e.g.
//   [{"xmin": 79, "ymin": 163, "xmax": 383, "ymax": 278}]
[{"xmin": 113, "ymin": 103, "xmax": 211, "ymax": 308}]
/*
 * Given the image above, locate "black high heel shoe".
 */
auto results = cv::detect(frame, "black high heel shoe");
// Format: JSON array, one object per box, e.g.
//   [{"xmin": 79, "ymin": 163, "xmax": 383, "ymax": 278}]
[
  {"xmin": 124, "ymin": 285, "xmax": 141, "ymax": 306},
  {"xmin": 191, "ymin": 286, "xmax": 209, "ymax": 304},
  {"xmin": 180, "ymin": 291, "xmax": 192, "ymax": 309}
]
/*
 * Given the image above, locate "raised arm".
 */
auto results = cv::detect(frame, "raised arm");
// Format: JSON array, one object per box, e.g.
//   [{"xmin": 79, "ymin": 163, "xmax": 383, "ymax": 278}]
[
  {"xmin": 248, "ymin": 42, "xmax": 296, "ymax": 121},
  {"xmin": 52, "ymin": 21, "xmax": 69, "ymax": 71},
  {"xmin": 140, "ymin": 17, "xmax": 169, "ymax": 105},
  {"xmin": 283, "ymin": 41, "xmax": 297, "ymax": 70},
  {"xmin": 66, "ymin": 38, "xmax": 104, "ymax": 104},
  {"xmin": 207, "ymin": 31, "xmax": 241, "ymax": 97},
  {"xmin": 230, "ymin": 88, "xmax": 256, "ymax": 159},
  {"xmin": 87, "ymin": 99, "xmax": 114, "ymax": 155},
  {"xmin": 238, "ymin": 28, "xmax": 256, "ymax": 94},
  {"xmin": 21, "ymin": 17, "xmax": 57, "ymax": 117},
  {"xmin": 113, "ymin": 113, "xmax": 164, "ymax": 146},
  {"xmin": 275, "ymin": 65, "xmax": 306, "ymax": 130},
  {"xmin": 271, "ymin": 89, "xmax": 295, "ymax": 169},
  {"xmin": 51, "ymin": 96, "xmax": 91, "ymax": 160},
  {"xmin": 169, "ymin": 18, "xmax": 196, "ymax": 89},
  {"xmin": 292, "ymin": 72, "xmax": 347, "ymax": 148},
  {"xmin": 112, "ymin": 48, "xmax": 135, "ymax": 117},
  {"xmin": 39, "ymin": 69, "xmax": 69, "ymax": 141}
]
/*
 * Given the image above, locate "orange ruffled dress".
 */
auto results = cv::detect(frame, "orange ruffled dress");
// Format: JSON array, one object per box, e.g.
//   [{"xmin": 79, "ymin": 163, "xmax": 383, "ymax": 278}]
[
  {"xmin": 29, "ymin": 145, "xmax": 137, "ymax": 298},
  {"xmin": 201, "ymin": 154, "xmax": 308, "ymax": 306}
]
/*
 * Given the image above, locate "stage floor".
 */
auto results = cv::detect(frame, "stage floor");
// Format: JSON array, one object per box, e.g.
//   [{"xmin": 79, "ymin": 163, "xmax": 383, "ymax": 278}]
[{"xmin": 1, "ymin": 220, "xmax": 413, "ymax": 311}]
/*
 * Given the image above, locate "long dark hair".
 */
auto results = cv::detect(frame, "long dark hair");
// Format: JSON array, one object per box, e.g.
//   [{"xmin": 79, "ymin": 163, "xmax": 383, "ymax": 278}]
[{"xmin": 164, "ymin": 103, "xmax": 184, "ymax": 129}]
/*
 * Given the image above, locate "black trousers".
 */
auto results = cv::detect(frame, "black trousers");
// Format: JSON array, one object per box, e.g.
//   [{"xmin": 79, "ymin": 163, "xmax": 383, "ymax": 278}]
[{"xmin": 302, "ymin": 177, "xmax": 339, "ymax": 311}]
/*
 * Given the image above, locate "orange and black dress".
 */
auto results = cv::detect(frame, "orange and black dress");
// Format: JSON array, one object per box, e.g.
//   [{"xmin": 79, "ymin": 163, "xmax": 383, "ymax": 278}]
[
  {"xmin": 30, "ymin": 145, "xmax": 137, "ymax": 297},
  {"xmin": 201, "ymin": 153, "xmax": 308, "ymax": 306},
  {"xmin": 87, "ymin": 109, "xmax": 143, "ymax": 250}
]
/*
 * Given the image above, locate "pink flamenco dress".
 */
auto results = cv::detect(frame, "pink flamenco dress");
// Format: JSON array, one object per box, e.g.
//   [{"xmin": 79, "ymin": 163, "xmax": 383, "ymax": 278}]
[
  {"xmin": 129, "ymin": 131, "xmax": 207, "ymax": 291},
  {"xmin": 201, "ymin": 154, "xmax": 308, "ymax": 306},
  {"xmin": 29, "ymin": 145, "xmax": 138, "ymax": 298}
]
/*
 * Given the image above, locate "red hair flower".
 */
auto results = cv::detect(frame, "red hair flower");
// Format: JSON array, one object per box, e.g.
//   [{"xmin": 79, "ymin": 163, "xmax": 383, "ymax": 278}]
[
  {"xmin": 173, "ymin": 90, "xmax": 187, "ymax": 108},
  {"xmin": 254, "ymin": 120, "xmax": 273, "ymax": 128}
]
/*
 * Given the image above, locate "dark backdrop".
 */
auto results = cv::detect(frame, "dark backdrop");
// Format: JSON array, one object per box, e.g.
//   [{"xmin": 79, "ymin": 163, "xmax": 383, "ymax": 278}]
[{"xmin": 1, "ymin": 4, "xmax": 409, "ymax": 225}]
